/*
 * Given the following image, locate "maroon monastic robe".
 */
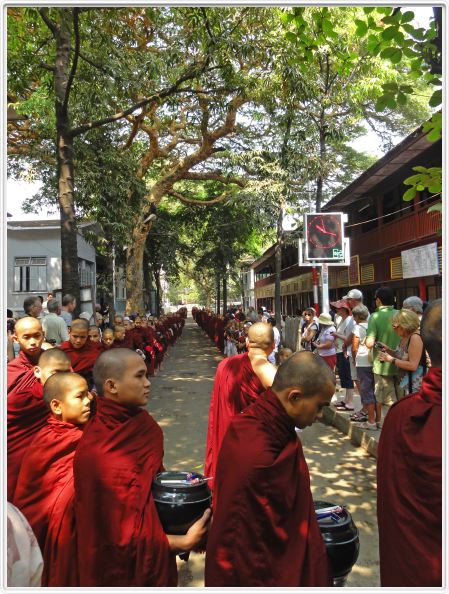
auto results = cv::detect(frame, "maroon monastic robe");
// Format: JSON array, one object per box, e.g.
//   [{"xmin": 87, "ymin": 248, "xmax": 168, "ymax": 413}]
[
  {"xmin": 7, "ymin": 349, "xmax": 43, "ymax": 394},
  {"xmin": 59, "ymin": 339, "xmax": 101, "ymax": 384},
  {"xmin": 377, "ymin": 367, "xmax": 442, "ymax": 586},
  {"xmin": 13, "ymin": 417, "xmax": 82, "ymax": 586},
  {"xmin": 73, "ymin": 397, "xmax": 177, "ymax": 586},
  {"xmin": 7, "ymin": 372, "xmax": 49, "ymax": 500},
  {"xmin": 204, "ymin": 352, "xmax": 265, "ymax": 489},
  {"xmin": 205, "ymin": 389, "xmax": 330, "ymax": 586}
]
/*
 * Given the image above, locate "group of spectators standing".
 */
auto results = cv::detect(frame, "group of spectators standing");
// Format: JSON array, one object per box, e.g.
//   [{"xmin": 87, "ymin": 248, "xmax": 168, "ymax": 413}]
[{"xmin": 298, "ymin": 287, "xmax": 428, "ymax": 430}]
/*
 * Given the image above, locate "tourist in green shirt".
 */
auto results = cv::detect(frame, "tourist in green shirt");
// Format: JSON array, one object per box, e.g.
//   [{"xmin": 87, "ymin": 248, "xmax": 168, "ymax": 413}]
[{"xmin": 365, "ymin": 287, "xmax": 403, "ymax": 428}]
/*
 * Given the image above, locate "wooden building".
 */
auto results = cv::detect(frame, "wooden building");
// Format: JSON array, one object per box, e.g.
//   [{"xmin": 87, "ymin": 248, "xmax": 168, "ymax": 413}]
[{"xmin": 252, "ymin": 124, "xmax": 442, "ymax": 314}]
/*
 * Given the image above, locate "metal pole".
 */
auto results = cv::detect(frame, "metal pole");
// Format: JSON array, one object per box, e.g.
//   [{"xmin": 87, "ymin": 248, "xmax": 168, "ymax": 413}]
[
  {"xmin": 312, "ymin": 262, "xmax": 319, "ymax": 315},
  {"xmin": 321, "ymin": 263, "xmax": 329, "ymax": 314}
]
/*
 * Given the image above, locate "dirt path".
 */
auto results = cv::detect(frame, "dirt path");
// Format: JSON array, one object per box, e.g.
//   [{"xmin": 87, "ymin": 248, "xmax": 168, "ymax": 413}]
[{"xmin": 146, "ymin": 317, "xmax": 380, "ymax": 587}]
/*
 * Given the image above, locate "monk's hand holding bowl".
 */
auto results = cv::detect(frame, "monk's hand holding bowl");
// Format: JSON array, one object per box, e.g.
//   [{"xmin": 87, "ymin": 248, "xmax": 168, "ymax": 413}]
[{"xmin": 166, "ymin": 508, "xmax": 212, "ymax": 554}]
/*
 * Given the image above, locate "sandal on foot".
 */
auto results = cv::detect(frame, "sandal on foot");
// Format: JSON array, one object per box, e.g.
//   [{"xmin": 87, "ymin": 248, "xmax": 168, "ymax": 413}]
[
  {"xmin": 360, "ymin": 421, "xmax": 378, "ymax": 431},
  {"xmin": 350, "ymin": 411, "xmax": 368, "ymax": 422}
]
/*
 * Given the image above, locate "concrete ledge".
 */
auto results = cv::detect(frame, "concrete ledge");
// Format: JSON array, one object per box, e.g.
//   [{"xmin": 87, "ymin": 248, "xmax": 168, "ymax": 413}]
[{"xmin": 322, "ymin": 406, "xmax": 379, "ymax": 458}]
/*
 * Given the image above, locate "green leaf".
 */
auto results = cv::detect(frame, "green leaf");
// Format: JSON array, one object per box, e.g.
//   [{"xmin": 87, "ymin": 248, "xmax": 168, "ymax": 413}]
[
  {"xmin": 375, "ymin": 97, "xmax": 388, "ymax": 112},
  {"xmin": 355, "ymin": 19, "xmax": 368, "ymax": 36},
  {"xmin": 409, "ymin": 70, "xmax": 422, "ymax": 79},
  {"xmin": 427, "ymin": 202, "xmax": 442, "ymax": 214},
  {"xmin": 322, "ymin": 19, "xmax": 333, "ymax": 34},
  {"xmin": 285, "ymin": 31, "xmax": 297, "ymax": 43},
  {"xmin": 280, "ymin": 11, "xmax": 294, "ymax": 24},
  {"xmin": 413, "ymin": 166, "xmax": 430, "ymax": 173},
  {"xmin": 397, "ymin": 92, "xmax": 407, "ymax": 105},
  {"xmin": 386, "ymin": 95, "xmax": 397, "ymax": 109},
  {"xmin": 403, "ymin": 188, "xmax": 417, "ymax": 201},
  {"xmin": 404, "ymin": 174, "xmax": 423, "ymax": 185},
  {"xmin": 380, "ymin": 46, "xmax": 396, "ymax": 59},
  {"xmin": 400, "ymin": 11, "xmax": 415, "ymax": 23},
  {"xmin": 390, "ymin": 48, "xmax": 403, "ymax": 64},
  {"xmin": 429, "ymin": 89, "xmax": 442, "ymax": 107},
  {"xmin": 402, "ymin": 23, "xmax": 415, "ymax": 34},
  {"xmin": 399, "ymin": 85, "xmax": 414, "ymax": 94},
  {"xmin": 428, "ymin": 185, "xmax": 442, "ymax": 194},
  {"xmin": 428, "ymin": 78, "xmax": 442, "ymax": 86},
  {"xmin": 383, "ymin": 81, "xmax": 398, "ymax": 91},
  {"xmin": 427, "ymin": 127, "xmax": 442, "ymax": 142},
  {"xmin": 381, "ymin": 26, "xmax": 398, "ymax": 41},
  {"xmin": 416, "ymin": 184, "xmax": 425, "ymax": 191},
  {"xmin": 363, "ymin": 7, "xmax": 375, "ymax": 14}
]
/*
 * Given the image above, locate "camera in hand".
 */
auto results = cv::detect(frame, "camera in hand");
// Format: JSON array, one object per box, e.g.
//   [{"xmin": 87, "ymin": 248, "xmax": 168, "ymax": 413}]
[{"xmin": 374, "ymin": 342, "xmax": 384, "ymax": 350}]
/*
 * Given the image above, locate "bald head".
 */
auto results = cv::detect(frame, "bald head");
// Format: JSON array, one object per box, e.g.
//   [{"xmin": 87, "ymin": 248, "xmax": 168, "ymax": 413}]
[
  {"xmin": 93, "ymin": 349, "xmax": 142, "ymax": 396},
  {"xmin": 273, "ymin": 351, "xmax": 336, "ymax": 396},
  {"xmin": 14, "ymin": 316, "xmax": 43, "ymax": 336},
  {"xmin": 420, "ymin": 298, "xmax": 442, "ymax": 367},
  {"xmin": 13, "ymin": 317, "xmax": 44, "ymax": 358},
  {"xmin": 72, "ymin": 318, "xmax": 90, "ymax": 332},
  {"xmin": 38, "ymin": 348, "xmax": 71, "ymax": 368},
  {"xmin": 247, "ymin": 322, "xmax": 274, "ymax": 350},
  {"xmin": 43, "ymin": 372, "xmax": 85, "ymax": 406}
]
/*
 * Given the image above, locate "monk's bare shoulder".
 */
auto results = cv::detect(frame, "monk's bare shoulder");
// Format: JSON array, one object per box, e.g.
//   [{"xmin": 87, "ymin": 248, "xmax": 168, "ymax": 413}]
[{"xmin": 249, "ymin": 354, "xmax": 276, "ymax": 389}]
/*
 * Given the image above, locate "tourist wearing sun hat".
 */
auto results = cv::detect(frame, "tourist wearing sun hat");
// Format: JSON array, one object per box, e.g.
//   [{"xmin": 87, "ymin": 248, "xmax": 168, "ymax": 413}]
[
  {"xmin": 312, "ymin": 313, "xmax": 337, "ymax": 369},
  {"xmin": 330, "ymin": 299, "xmax": 355, "ymax": 411}
]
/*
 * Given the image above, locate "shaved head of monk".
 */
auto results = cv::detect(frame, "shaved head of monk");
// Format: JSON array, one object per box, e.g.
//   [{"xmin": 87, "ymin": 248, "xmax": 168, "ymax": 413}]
[
  {"xmin": 44, "ymin": 371, "xmax": 91, "ymax": 425},
  {"xmin": 69, "ymin": 319, "xmax": 90, "ymax": 349},
  {"xmin": 272, "ymin": 351, "xmax": 336, "ymax": 430},
  {"xmin": 13, "ymin": 317, "xmax": 44, "ymax": 360},
  {"xmin": 102, "ymin": 328, "xmax": 114, "ymax": 346},
  {"xmin": 34, "ymin": 348, "xmax": 72, "ymax": 385},
  {"xmin": 247, "ymin": 322, "xmax": 274, "ymax": 351},
  {"xmin": 93, "ymin": 349, "xmax": 150, "ymax": 408}
]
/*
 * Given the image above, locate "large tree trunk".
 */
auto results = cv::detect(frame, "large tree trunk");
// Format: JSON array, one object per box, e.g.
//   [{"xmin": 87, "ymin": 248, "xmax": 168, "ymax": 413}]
[
  {"xmin": 216, "ymin": 272, "xmax": 221, "ymax": 314},
  {"xmin": 222, "ymin": 272, "xmax": 227, "ymax": 316},
  {"xmin": 54, "ymin": 10, "xmax": 80, "ymax": 314},
  {"xmin": 274, "ymin": 206, "xmax": 283, "ymax": 326},
  {"xmin": 154, "ymin": 269, "xmax": 162, "ymax": 317},
  {"xmin": 125, "ymin": 225, "xmax": 147, "ymax": 313},
  {"xmin": 315, "ymin": 113, "xmax": 326, "ymax": 213}
]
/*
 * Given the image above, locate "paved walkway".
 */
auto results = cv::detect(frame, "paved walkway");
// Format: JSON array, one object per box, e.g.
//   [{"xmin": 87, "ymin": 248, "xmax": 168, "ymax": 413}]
[{"xmin": 146, "ymin": 317, "xmax": 380, "ymax": 587}]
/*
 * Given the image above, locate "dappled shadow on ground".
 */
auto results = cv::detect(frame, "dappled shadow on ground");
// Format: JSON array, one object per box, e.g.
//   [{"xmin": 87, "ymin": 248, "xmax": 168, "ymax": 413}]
[
  {"xmin": 301, "ymin": 422, "xmax": 379, "ymax": 587},
  {"xmin": 147, "ymin": 320, "xmax": 379, "ymax": 587}
]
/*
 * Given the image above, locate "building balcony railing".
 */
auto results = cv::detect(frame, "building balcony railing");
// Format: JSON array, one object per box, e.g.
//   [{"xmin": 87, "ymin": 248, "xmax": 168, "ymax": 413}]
[{"xmin": 350, "ymin": 203, "xmax": 440, "ymax": 256}]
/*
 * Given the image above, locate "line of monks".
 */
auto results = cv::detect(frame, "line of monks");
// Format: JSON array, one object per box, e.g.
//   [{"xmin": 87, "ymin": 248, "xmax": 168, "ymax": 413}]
[
  {"xmin": 7, "ymin": 308, "xmax": 189, "ymax": 586},
  {"xmin": 6, "ymin": 301, "xmax": 442, "ymax": 587},
  {"xmin": 193, "ymin": 304, "xmax": 442, "ymax": 588}
]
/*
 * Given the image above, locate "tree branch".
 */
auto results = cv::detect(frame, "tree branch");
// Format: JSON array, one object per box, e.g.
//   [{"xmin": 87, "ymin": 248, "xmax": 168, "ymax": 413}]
[
  {"xmin": 39, "ymin": 8, "xmax": 58, "ymax": 37},
  {"xmin": 70, "ymin": 63, "xmax": 210, "ymax": 138},
  {"xmin": 182, "ymin": 171, "xmax": 246, "ymax": 187},
  {"xmin": 168, "ymin": 189, "xmax": 232, "ymax": 206},
  {"xmin": 63, "ymin": 8, "xmax": 80, "ymax": 112}
]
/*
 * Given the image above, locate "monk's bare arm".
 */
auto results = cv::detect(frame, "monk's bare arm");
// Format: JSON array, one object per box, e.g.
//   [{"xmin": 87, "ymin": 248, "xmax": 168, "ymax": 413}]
[
  {"xmin": 252, "ymin": 358, "xmax": 277, "ymax": 389},
  {"xmin": 166, "ymin": 508, "xmax": 211, "ymax": 553}
]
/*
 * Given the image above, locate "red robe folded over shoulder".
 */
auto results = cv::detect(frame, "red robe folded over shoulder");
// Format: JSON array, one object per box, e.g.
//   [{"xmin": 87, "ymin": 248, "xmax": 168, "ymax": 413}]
[
  {"xmin": 59, "ymin": 339, "xmax": 101, "ymax": 384},
  {"xmin": 377, "ymin": 367, "xmax": 442, "ymax": 587},
  {"xmin": 204, "ymin": 352, "xmax": 265, "ymax": 488},
  {"xmin": 7, "ymin": 350, "xmax": 43, "ymax": 394},
  {"xmin": 13, "ymin": 417, "xmax": 82, "ymax": 586},
  {"xmin": 7, "ymin": 373, "xmax": 49, "ymax": 501},
  {"xmin": 73, "ymin": 397, "xmax": 177, "ymax": 587},
  {"xmin": 205, "ymin": 389, "xmax": 330, "ymax": 587}
]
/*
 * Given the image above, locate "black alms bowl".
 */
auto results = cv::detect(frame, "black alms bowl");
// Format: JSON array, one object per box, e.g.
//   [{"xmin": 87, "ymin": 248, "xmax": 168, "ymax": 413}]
[
  {"xmin": 314, "ymin": 500, "xmax": 360, "ymax": 580},
  {"xmin": 152, "ymin": 471, "xmax": 211, "ymax": 535}
]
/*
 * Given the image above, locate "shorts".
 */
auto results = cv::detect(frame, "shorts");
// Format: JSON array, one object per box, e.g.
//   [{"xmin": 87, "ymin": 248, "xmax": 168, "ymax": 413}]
[
  {"xmin": 336, "ymin": 352, "xmax": 354, "ymax": 389},
  {"xmin": 349, "ymin": 358, "xmax": 358, "ymax": 381},
  {"xmin": 356, "ymin": 367, "xmax": 376, "ymax": 405},
  {"xmin": 320, "ymin": 354, "xmax": 336, "ymax": 370},
  {"xmin": 373, "ymin": 373, "xmax": 404, "ymax": 406}
]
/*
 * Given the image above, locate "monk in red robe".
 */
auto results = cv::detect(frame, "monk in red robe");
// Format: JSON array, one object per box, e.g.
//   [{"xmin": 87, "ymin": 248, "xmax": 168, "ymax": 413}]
[
  {"xmin": 74, "ymin": 349, "xmax": 211, "ymax": 586},
  {"xmin": 204, "ymin": 322, "xmax": 277, "ymax": 490},
  {"xmin": 110, "ymin": 324, "xmax": 134, "ymax": 349},
  {"xmin": 205, "ymin": 351, "xmax": 335, "ymax": 586},
  {"xmin": 7, "ymin": 317, "xmax": 44, "ymax": 393},
  {"xmin": 7, "ymin": 349, "xmax": 72, "ymax": 501},
  {"xmin": 101, "ymin": 328, "xmax": 114, "ymax": 350},
  {"xmin": 60, "ymin": 318, "xmax": 101, "ymax": 386},
  {"xmin": 377, "ymin": 298, "xmax": 442, "ymax": 587},
  {"xmin": 13, "ymin": 372, "xmax": 92, "ymax": 586}
]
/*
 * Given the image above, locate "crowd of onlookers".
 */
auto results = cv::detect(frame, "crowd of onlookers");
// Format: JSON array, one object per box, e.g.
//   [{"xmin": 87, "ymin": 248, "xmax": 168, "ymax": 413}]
[{"xmin": 193, "ymin": 286, "xmax": 429, "ymax": 431}]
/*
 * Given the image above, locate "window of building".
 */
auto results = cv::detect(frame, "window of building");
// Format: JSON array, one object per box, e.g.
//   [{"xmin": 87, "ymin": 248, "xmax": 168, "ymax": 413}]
[
  {"xmin": 382, "ymin": 187, "xmax": 403, "ymax": 224},
  {"xmin": 14, "ymin": 257, "xmax": 47, "ymax": 292},
  {"xmin": 78, "ymin": 260, "xmax": 95, "ymax": 287}
]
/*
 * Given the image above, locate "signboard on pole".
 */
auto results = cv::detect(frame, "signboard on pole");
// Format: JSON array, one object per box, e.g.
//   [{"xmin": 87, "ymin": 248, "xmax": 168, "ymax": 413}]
[
  {"xmin": 305, "ymin": 213, "xmax": 345, "ymax": 261},
  {"xmin": 401, "ymin": 242, "xmax": 439, "ymax": 278}
]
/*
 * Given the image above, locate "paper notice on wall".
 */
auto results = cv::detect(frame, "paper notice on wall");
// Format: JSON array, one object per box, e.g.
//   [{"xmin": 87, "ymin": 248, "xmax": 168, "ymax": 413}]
[{"xmin": 401, "ymin": 243, "xmax": 439, "ymax": 279}]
